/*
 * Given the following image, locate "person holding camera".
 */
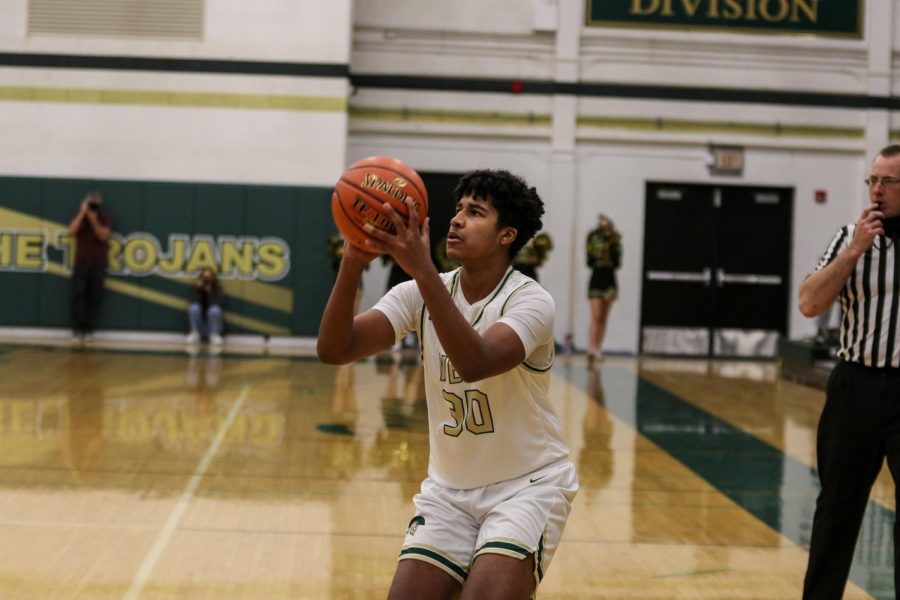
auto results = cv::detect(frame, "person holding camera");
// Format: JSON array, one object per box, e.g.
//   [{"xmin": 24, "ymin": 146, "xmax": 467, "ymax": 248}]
[
  {"xmin": 187, "ymin": 268, "xmax": 224, "ymax": 346},
  {"xmin": 67, "ymin": 191, "xmax": 112, "ymax": 342}
]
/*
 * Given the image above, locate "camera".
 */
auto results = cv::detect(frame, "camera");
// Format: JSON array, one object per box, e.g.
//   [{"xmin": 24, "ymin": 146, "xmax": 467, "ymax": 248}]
[{"xmin": 87, "ymin": 201, "xmax": 100, "ymax": 211}]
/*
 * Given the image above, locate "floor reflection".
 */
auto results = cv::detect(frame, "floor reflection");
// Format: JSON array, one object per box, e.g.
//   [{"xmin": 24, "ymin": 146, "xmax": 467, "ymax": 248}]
[
  {"xmin": 591, "ymin": 362, "xmax": 894, "ymax": 600},
  {"xmin": 0, "ymin": 346, "xmax": 892, "ymax": 599}
]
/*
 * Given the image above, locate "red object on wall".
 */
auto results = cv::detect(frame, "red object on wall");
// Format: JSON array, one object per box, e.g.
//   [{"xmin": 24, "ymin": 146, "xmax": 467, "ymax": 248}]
[
  {"xmin": 510, "ymin": 80, "xmax": 524, "ymax": 94},
  {"xmin": 815, "ymin": 190, "xmax": 827, "ymax": 204}
]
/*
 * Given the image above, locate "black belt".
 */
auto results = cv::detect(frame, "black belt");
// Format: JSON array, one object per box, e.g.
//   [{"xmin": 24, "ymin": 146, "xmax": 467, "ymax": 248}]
[{"xmin": 842, "ymin": 360, "xmax": 900, "ymax": 378}]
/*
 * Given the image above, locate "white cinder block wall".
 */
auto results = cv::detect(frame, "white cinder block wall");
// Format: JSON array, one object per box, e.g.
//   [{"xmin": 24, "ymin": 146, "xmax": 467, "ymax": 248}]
[
  {"xmin": 1, "ymin": 0, "xmax": 897, "ymax": 351},
  {"xmin": 0, "ymin": 0, "xmax": 352, "ymax": 186},
  {"xmin": 349, "ymin": 0, "xmax": 897, "ymax": 354}
]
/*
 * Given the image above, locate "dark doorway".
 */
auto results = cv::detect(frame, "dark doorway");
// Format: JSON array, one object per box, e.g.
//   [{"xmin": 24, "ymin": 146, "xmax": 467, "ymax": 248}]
[
  {"xmin": 640, "ymin": 182, "xmax": 793, "ymax": 358},
  {"xmin": 420, "ymin": 172, "xmax": 463, "ymax": 270}
]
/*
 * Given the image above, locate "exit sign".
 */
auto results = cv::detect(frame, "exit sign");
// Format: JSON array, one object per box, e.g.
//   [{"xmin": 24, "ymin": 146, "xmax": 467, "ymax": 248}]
[{"xmin": 709, "ymin": 145, "xmax": 744, "ymax": 176}]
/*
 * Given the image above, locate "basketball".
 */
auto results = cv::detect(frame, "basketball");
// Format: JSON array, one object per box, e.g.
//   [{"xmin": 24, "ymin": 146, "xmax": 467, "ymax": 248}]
[{"xmin": 331, "ymin": 156, "xmax": 429, "ymax": 249}]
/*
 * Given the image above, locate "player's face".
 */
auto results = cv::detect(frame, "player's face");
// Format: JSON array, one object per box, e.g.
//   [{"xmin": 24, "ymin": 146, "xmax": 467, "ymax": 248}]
[
  {"xmin": 446, "ymin": 195, "xmax": 514, "ymax": 261},
  {"xmin": 869, "ymin": 154, "xmax": 900, "ymax": 218}
]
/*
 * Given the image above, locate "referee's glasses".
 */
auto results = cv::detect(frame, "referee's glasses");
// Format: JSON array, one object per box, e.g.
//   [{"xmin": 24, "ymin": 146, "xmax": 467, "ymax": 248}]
[{"xmin": 865, "ymin": 176, "xmax": 900, "ymax": 188}]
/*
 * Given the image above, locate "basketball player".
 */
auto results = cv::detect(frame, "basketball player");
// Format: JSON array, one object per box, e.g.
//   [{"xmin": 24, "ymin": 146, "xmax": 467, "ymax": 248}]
[{"xmin": 318, "ymin": 170, "xmax": 578, "ymax": 599}]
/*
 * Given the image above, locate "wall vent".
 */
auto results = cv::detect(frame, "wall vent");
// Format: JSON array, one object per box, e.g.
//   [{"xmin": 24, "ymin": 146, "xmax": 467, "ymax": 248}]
[{"xmin": 28, "ymin": 0, "xmax": 204, "ymax": 40}]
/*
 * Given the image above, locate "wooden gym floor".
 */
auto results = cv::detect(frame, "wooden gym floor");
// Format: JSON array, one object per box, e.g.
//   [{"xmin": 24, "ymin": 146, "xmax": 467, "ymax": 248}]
[{"xmin": 0, "ymin": 341, "xmax": 893, "ymax": 599}]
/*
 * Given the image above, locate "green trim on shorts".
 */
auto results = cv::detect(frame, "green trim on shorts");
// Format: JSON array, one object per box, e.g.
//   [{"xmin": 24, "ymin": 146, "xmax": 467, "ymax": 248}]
[
  {"xmin": 399, "ymin": 546, "xmax": 468, "ymax": 581},
  {"xmin": 589, "ymin": 288, "xmax": 617, "ymax": 300},
  {"xmin": 475, "ymin": 540, "xmax": 531, "ymax": 559},
  {"xmin": 536, "ymin": 533, "xmax": 545, "ymax": 580},
  {"xmin": 522, "ymin": 361, "xmax": 552, "ymax": 373}
]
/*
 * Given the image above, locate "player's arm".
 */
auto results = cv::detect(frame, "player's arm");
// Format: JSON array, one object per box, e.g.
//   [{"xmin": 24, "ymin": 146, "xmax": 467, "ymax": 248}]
[
  {"xmin": 420, "ymin": 275, "xmax": 527, "ymax": 381},
  {"xmin": 85, "ymin": 211, "xmax": 111, "ymax": 242},
  {"xmin": 361, "ymin": 200, "xmax": 527, "ymax": 382},
  {"xmin": 317, "ymin": 244, "xmax": 396, "ymax": 364},
  {"xmin": 67, "ymin": 199, "xmax": 88, "ymax": 235},
  {"xmin": 799, "ymin": 207, "xmax": 882, "ymax": 317}
]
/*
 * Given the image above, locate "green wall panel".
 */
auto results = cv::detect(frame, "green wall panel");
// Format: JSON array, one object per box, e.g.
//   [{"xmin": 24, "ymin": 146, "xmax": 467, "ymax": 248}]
[
  {"xmin": 0, "ymin": 175, "xmax": 335, "ymax": 337},
  {"xmin": 0, "ymin": 179, "xmax": 45, "ymax": 324}
]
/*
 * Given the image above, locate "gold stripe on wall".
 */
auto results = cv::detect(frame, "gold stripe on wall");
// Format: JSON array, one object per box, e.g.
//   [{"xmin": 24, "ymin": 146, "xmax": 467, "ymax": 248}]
[
  {"xmin": 0, "ymin": 85, "xmax": 347, "ymax": 112},
  {"xmin": 103, "ymin": 277, "xmax": 291, "ymax": 336},
  {"xmin": 350, "ymin": 106, "xmax": 552, "ymax": 127},
  {"xmin": 47, "ymin": 261, "xmax": 291, "ymax": 336},
  {"xmin": 349, "ymin": 105, "xmax": 863, "ymax": 140},
  {"xmin": 169, "ymin": 277, "xmax": 293, "ymax": 315},
  {"xmin": 577, "ymin": 116, "xmax": 864, "ymax": 139}
]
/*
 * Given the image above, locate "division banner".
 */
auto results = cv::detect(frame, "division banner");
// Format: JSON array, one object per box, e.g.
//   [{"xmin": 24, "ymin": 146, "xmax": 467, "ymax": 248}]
[
  {"xmin": 586, "ymin": 0, "xmax": 863, "ymax": 37},
  {"xmin": 0, "ymin": 176, "xmax": 336, "ymax": 336}
]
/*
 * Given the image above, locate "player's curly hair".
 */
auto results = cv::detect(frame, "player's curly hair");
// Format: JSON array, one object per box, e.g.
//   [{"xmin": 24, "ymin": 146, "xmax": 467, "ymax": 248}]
[{"xmin": 453, "ymin": 169, "xmax": 545, "ymax": 259}]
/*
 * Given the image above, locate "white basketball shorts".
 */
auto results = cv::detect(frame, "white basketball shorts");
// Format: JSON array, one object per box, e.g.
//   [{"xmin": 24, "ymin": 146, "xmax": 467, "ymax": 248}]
[{"xmin": 398, "ymin": 458, "xmax": 578, "ymax": 587}]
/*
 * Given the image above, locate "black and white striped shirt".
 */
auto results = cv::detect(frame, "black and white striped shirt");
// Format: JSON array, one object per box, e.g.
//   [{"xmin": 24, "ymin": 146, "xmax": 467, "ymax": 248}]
[{"xmin": 816, "ymin": 224, "xmax": 900, "ymax": 368}]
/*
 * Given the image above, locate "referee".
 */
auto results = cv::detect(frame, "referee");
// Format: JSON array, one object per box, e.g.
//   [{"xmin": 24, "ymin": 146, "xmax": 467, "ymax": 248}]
[{"xmin": 799, "ymin": 144, "xmax": 900, "ymax": 599}]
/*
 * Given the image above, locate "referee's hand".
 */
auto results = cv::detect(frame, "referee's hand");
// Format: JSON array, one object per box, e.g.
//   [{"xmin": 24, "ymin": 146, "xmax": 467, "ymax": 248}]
[{"xmin": 851, "ymin": 204, "xmax": 885, "ymax": 252}]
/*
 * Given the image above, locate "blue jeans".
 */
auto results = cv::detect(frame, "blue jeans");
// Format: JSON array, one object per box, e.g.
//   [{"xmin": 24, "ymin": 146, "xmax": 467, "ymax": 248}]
[{"xmin": 188, "ymin": 303, "xmax": 223, "ymax": 337}]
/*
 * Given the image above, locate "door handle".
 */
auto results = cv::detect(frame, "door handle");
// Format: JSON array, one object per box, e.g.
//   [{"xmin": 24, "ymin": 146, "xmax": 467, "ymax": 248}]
[
  {"xmin": 716, "ymin": 268, "xmax": 782, "ymax": 286},
  {"xmin": 646, "ymin": 269, "xmax": 713, "ymax": 286}
]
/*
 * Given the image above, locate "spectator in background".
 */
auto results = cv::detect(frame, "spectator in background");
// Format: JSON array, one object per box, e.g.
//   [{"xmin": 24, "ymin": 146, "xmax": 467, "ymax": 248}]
[
  {"xmin": 186, "ymin": 268, "xmax": 224, "ymax": 346},
  {"xmin": 586, "ymin": 214, "xmax": 622, "ymax": 367},
  {"xmin": 512, "ymin": 231, "xmax": 553, "ymax": 282},
  {"xmin": 67, "ymin": 191, "xmax": 112, "ymax": 343}
]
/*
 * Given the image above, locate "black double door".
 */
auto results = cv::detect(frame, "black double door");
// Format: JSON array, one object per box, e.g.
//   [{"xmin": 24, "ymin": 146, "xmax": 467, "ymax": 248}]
[{"xmin": 640, "ymin": 182, "xmax": 793, "ymax": 358}]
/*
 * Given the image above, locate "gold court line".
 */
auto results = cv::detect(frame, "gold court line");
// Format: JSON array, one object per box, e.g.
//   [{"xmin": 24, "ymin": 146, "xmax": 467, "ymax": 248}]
[{"xmin": 122, "ymin": 384, "xmax": 251, "ymax": 600}]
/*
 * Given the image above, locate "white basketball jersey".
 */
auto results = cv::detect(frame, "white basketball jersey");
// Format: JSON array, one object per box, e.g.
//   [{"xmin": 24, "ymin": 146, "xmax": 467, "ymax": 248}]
[{"xmin": 373, "ymin": 266, "xmax": 571, "ymax": 489}]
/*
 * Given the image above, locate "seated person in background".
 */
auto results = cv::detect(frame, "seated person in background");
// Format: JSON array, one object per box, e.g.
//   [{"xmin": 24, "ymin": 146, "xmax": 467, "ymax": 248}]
[{"xmin": 186, "ymin": 268, "xmax": 224, "ymax": 345}]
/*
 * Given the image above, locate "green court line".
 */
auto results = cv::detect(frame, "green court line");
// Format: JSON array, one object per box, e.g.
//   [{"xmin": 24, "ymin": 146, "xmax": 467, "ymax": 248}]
[{"xmin": 568, "ymin": 365, "xmax": 894, "ymax": 600}]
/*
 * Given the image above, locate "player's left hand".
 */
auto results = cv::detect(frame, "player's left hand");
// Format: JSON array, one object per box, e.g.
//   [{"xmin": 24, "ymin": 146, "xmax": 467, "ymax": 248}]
[{"xmin": 343, "ymin": 239, "xmax": 380, "ymax": 266}]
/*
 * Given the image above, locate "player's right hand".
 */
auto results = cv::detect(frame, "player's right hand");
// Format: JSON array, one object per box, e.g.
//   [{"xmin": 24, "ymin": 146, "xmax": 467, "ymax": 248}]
[{"xmin": 851, "ymin": 204, "xmax": 885, "ymax": 253}]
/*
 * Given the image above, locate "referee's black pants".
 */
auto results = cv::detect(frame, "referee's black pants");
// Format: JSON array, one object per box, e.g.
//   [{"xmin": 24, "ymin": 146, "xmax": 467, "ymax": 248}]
[{"xmin": 803, "ymin": 360, "xmax": 900, "ymax": 599}]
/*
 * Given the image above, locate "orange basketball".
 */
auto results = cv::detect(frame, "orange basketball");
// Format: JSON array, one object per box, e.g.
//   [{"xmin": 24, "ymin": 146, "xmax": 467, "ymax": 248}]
[{"xmin": 331, "ymin": 156, "xmax": 429, "ymax": 250}]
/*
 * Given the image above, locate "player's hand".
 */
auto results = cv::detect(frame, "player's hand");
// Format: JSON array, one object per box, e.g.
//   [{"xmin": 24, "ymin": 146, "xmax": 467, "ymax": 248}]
[
  {"xmin": 851, "ymin": 204, "xmax": 885, "ymax": 253},
  {"xmin": 342, "ymin": 239, "xmax": 380, "ymax": 265},
  {"xmin": 364, "ymin": 198, "xmax": 432, "ymax": 278}
]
